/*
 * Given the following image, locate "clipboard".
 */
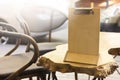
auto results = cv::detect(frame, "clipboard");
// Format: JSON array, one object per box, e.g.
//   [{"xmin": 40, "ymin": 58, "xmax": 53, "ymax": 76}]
[{"xmin": 64, "ymin": 8, "xmax": 100, "ymax": 65}]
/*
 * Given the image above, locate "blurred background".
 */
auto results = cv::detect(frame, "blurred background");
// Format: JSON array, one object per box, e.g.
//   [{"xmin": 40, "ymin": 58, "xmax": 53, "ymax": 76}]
[{"xmin": 0, "ymin": 0, "xmax": 120, "ymax": 43}]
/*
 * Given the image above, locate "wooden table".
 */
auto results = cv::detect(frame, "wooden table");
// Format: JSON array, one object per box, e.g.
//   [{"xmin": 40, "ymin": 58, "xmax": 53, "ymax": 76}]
[{"xmin": 37, "ymin": 43, "xmax": 118, "ymax": 80}]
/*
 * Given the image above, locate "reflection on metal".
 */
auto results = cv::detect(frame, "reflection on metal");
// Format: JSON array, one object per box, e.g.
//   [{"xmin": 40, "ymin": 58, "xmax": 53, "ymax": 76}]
[{"xmin": 74, "ymin": 8, "xmax": 94, "ymax": 15}]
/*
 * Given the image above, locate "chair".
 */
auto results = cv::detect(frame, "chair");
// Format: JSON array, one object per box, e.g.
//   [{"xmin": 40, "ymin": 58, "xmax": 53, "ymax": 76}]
[
  {"xmin": 16, "ymin": 7, "xmax": 67, "ymax": 80},
  {"xmin": 0, "ymin": 22, "xmax": 19, "ymax": 45},
  {"xmin": 0, "ymin": 22, "xmax": 48, "ymax": 80},
  {"xmin": 19, "ymin": 6, "xmax": 67, "ymax": 42},
  {"xmin": 108, "ymin": 48, "xmax": 120, "ymax": 75},
  {"xmin": 16, "ymin": 6, "xmax": 67, "ymax": 54}
]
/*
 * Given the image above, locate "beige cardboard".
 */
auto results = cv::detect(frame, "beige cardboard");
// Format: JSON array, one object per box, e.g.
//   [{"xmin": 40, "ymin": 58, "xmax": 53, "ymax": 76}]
[{"xmin": 64, "ymin": 8, "xmax": 100, "ymax": 65}]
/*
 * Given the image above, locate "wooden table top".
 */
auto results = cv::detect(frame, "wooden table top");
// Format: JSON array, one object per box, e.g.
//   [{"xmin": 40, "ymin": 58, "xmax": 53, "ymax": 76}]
[
  {"xmin": 37, "ymin": 32, "xmax": 119, "ymax": 78},
  {"xmin": 37, "ymin": 44, "xmax": 118, "ymax": 78}
]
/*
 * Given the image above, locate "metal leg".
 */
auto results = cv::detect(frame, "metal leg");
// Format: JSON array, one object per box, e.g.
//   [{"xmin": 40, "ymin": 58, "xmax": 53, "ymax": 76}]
[
  {"xmin": 101, "ymin": 78, "xmax": 104, "ymax": 80},
  {"xmin": 106, "ymin": 0, "xmax": 109, "ymax": 8},
  {"xmin": 92, "ymin": 77, "xmax": 97, "ymax": 80},
  {"xmin": 52, "ymin": 72, "xmax": 58, "ymax": 80},
  {"xmin": 98, "ymin": 78, "xmax": 104, "ymax": 80},
  {"xmin": 98, "ymin": 78, "xmax": 100, "ymax": 80},
  {"xmin": 37, "ymin": 76, "xmax": 40, "ymax": 80},
  {"xmin": 40, "ymin": 74, "xmax": 47, "ymax": 80},
  {"xmin": 92, "ymin": 77, "xmax": 104, "ymax": 80},
  {"xmin": 75, "ymin": 72, "xmax": 78, "ymax": 80},
  {"xmin": 88, "ymin": 75, "xmax": 90, "ymax": 80},
  {"xmin": 48, "ymin": 30, "xmax": 52, "ymax": 42},
  {"xmin": 29, "ymin": 77, "xmax": 32, "ymax": 80},
  {"xmin": 113, "ymin": 55, "xmax": 117, "ymax": 58},
  {"xmin": 48, "ymin": 72, "xmax": 51, "ymax": 80},
  {"xmin": 116, "ymin": 69, "xmax": 120, "ymax": 75},
  {"xmin": 113, "ymin": 55, "xmax": 120, "ymax": 75}
]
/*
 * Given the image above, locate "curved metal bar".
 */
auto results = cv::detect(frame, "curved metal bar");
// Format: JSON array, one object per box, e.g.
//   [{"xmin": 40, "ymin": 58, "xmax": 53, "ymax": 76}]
[
  {"xmin": 0, "ymin": 22, "xmax": 17, "ymax": 32},
  {"xmin": 0, "ymin": 22, "xmax": 21, "ymax": 56},
  {"xmin": 4, "ymin": 39, "xmax": 21, "ymax": 56},
  {"xmin": 16, "ymin": 16, "xmax": 30, "ymax": 35},
  {"xmin": 16, "ymin": 16, "xmax": 31, "ymax": 52},
  {"xmin": 0, "ymin": 30, "xmax": 39, "ymax": 80}
]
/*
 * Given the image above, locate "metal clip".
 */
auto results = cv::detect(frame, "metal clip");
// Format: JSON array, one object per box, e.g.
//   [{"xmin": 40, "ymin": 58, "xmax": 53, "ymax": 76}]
[{"xmin": 74, "ymin": 8, "xmax": 94, "ymax": 15}]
